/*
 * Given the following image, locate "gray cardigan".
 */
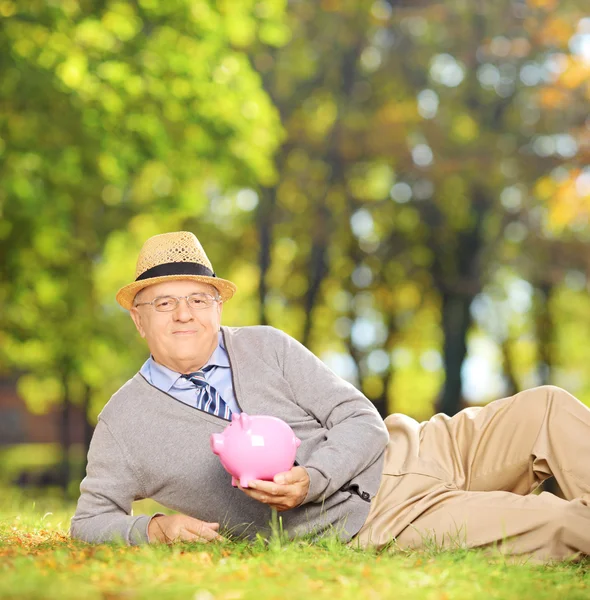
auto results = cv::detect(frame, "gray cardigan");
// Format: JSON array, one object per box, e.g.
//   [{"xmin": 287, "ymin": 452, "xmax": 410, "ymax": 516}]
[{"xmin": 71, "ymin": 325, "xmax": 389, "ymax": 544}]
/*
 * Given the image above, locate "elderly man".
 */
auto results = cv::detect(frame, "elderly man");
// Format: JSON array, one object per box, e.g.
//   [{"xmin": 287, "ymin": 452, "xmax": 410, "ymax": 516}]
[{"xmin": 71, "ymin": 232, "xmax": 590, "ymax": 560}]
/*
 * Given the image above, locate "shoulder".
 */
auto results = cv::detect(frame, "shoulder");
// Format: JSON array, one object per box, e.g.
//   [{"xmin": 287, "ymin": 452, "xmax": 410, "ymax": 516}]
[
  {"xmin": 222, "ymin": 325, "xmax": 307, "ymax": 370},
  {"xmin": 222, "ymin": 325, "xmax": 319, "ymax": 366},
  {"xmin": 222, "ymin": 325, "xmax": 292, "ymax": 348},
  {"xmin": 98, "ymin": 374, "xmax": 148, "ymax": 423}
]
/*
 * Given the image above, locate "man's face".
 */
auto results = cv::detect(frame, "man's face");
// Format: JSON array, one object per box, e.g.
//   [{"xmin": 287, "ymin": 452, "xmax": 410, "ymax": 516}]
[{"xmin": 130, "ymin": 279, "xmax": 223, "ymax": 373}]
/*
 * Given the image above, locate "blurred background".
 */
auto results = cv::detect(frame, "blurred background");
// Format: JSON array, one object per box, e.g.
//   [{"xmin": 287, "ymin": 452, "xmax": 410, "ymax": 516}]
[{"xmin": 0, "ymin": 0, "xmax": 589, "ymax": 496}]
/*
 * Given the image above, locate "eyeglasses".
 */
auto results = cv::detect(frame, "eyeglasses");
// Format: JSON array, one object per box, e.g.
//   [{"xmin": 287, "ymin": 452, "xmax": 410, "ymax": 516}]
[{"xmin": 134, "ymin": 293, "xmax": 219, "ymax": 312}]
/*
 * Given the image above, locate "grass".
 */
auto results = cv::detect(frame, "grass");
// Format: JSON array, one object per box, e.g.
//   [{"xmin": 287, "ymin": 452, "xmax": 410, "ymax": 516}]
[{"xmin": 1, "ymin": 488, "xmax": 589, "ymax": 600}]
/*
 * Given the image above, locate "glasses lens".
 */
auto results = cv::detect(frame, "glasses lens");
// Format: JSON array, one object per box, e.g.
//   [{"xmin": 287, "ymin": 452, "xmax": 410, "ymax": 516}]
[
  {"xmin": 154, "ymin": 297, "xmax": 178, "ymax": 311},
  {"xmin": 187, "ymin": 293, "xmax": 213, "ymax": 309}
]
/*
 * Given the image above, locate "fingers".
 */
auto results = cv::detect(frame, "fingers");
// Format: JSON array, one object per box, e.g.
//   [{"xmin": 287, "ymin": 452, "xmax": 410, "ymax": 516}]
[
  {"xmin": 238, "ymin": 480, "xmax": 300, "ymax": 511},
  {"xmin": 273, "ymin": 472, "xmax": 290, "ymax": 485},
  {"xmin": 274, "ymin": 466, "xmax": 307, "ymax": 485},
  {"xmin": 169, "ymin": 530, "xmax": 225, "ymax": 543},
  {"xmin": 150, "ymin": 516, "xmax": 225, "ymax": 544},
  {"xmin": 238, "ymin": 482, "xmax": 280, "ymax": 504},
  {"xmin": 240, "ymin": 480, "xmax": 282, "ymax": 501},
  {"xmin": 176, "ymin": 529, "xmax": 203, "ymax": 542},
  {"xmin": 239, "ymin": 467, "xmax": 310, "ymax": 511},
  {"xmin": 185, "ymin": 521, "xmax": 225, "ymax": 542},
  {"xmin": 175, "ymin": 528, "xmax": 225, "ymax": 543},
  {"xmin": 273, "ymin": 467, "xmax": 307, "ymax": 485},
  {"xmin": 248, "ymin": 480, "xmax": 280, "ymax": 495}
]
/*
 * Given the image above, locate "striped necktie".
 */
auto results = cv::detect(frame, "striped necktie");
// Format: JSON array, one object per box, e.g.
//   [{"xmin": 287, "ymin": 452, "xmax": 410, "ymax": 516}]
[{"xmin": 182, "ymin": 370, "xmax": 232, "ymax": 419}]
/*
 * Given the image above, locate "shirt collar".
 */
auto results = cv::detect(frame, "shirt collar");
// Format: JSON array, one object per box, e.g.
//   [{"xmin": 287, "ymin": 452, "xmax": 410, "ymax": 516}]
[
  {"xmin": 143, "ymin": 332, "xmax": 229, "ymax": 392},
  {"xmin": 207, "ymin": 331, "xmax": 230, "ymax": 369}
]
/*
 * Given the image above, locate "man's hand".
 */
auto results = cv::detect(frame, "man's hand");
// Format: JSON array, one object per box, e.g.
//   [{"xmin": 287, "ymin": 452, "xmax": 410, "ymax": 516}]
[
  {"xmin": 238, "ymin": 466, "xmax": 310, "ymax": 512},
  {"xmin": 147, "ymin": 514, "xmax": 225, "ymax": 544}
]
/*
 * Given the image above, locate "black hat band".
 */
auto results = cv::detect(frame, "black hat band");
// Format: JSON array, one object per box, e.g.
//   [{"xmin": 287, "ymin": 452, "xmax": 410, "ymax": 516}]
[{"xmin": 136, "ymin": 262, "xmax": 216, "ymax": 281}]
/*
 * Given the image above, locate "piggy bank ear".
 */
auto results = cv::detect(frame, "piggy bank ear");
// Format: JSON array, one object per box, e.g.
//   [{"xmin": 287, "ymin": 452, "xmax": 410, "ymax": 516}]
[{"xmin": 231, "ymin": 413, "xmax": 239, "ymax": 422}]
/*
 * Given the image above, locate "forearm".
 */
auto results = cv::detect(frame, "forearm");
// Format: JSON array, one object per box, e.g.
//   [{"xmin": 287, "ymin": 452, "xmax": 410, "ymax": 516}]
[
  {"xmin": 302, "ymin": 416, "xmax": 388, "ymax": 503},
  {"xmin": 279, "ymin": 329, "xmax": 389, "ymax": 504},
  {"xmin": 71, "ymin": 418, "xmax": 153, "ymax": 545},
  {"xmin": 70, "ymin": 509, "xmax": 154, "ymax": 545}
]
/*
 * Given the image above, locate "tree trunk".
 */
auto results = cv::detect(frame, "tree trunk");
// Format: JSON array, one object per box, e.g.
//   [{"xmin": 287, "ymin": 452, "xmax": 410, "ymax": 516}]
[
  {"xmin": 536, "ymin": 282, "xmax": 554, "ymax": 386},
  {"xmin": 437, "ymin": 292, "xmax": 473, "ymax": 416},
  {"xmin": 372, "ymin": 387, "xmax": 389, "ymax": 420},
  {"xmin": 59, "ymin": 372, "xmax": 72, "ymax": 496},
  {"xmin": 257, "ymin": 188, "xmax": 275, "ymax": 326},
  {"xmin": 535, "ymin": 282, "xmax": 561, "ymax": 496},
  {"xmin": 372, "ymin": 313, "xmax": 398, "ymax": 418},
  {"xmin": 302, "ymin": 203, "xmax": 330, "ymax": 347},
  {"xmin": 500, "ymin": 339, "xmax": 519, "ymax": 396},
  {"xmin": 82, "ymin": 384, "xmax": 94, "ymax": 479}
]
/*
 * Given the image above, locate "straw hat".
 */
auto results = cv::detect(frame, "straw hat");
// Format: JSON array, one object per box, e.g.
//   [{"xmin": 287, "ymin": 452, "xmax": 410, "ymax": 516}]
[{"xmin": 116, "ymin": 231, "xmax": 237, "ymax": 310}]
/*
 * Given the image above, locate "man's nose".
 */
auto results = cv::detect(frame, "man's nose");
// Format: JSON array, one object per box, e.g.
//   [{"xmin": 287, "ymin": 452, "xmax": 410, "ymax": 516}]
[{"xmin": 173, "ymin": 297, "xmax": 194, "ymax": 320}]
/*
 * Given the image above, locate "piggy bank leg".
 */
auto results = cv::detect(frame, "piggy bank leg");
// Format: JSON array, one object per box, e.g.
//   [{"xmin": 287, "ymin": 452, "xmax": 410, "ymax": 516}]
[
  {"xmin": 231, "ymin": 476, "xmax": 238, "ymax": 487},
  {"xmin": 239, "ymin": 475, "xmax": 252, "ymax": 488}
]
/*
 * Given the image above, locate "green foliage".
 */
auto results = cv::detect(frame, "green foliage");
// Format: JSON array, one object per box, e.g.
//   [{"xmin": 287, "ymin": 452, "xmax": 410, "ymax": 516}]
[
  {"xmin": 250, "ymin": 0, "xmax": 590, "ymax": 416},
  {"xmin": 1, "ymin": 0, "xmax": 590, "ymax": 431},
  {"xmin": 0, "ymin": 0, "xmax": 286, "ymax": 421}
]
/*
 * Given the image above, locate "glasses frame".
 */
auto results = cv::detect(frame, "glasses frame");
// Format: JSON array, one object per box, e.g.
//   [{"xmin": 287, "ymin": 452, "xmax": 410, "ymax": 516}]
[{"xmin": 134, "ymin": 292, "xmax": 220, "ymax": 312}]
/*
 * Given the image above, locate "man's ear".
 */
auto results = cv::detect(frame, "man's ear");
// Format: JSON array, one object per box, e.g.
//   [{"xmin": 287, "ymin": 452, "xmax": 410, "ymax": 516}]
[
  {"xmin": 216, "ymin": 299, "xmax": 223, "ymax": 324},
  {"xmin": 130, "ymin": 307, "xmax": 146, "ymax": 338}
]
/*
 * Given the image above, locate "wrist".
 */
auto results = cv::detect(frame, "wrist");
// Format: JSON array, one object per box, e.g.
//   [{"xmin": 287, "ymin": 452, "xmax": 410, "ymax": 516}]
[{"xmin": 147, "ymin": 515, "xmax": 166, "ymax": 543}]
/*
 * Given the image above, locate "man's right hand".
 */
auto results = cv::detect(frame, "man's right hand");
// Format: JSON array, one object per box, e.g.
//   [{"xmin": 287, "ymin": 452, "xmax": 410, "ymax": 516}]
[{"xmin": 147, "ymin": 514, "xmax": 225, "ymax": 544}]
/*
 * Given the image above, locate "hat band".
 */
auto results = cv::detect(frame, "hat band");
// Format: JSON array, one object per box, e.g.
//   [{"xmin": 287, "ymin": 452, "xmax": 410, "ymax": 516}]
[{"xmin": 136, "ymin": 262, "xmax": 216, "ymax": 281}]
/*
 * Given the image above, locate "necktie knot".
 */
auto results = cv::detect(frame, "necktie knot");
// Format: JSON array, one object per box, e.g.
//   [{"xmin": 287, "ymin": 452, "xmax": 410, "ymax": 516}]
[
  {"xmin": 182, "ymin": 371, "xmax": 207, "ymax": 387},
  {"xmin": 181, "ymin": 369, "xmax": 231, "ymax": 419}
]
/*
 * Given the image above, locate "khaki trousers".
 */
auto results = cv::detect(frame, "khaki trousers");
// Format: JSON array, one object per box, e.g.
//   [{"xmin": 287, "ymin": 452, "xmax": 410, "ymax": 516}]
[{"xmin": 354, "ymin": 386, "xmax": 590, "ymax": 561}]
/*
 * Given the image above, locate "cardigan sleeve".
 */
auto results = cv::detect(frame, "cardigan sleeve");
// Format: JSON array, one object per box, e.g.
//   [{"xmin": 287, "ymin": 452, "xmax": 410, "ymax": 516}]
[
  {"xmin": 70, "ymin": 419, "xmax": 159, "ymax": 545},
  {"xmin": 278, "ymin": 329, "xmax": 389, "ymax": 504}
]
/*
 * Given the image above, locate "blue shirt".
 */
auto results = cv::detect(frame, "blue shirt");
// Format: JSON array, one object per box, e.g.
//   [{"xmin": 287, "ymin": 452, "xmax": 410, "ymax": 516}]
[{"xmin": 139, "ymin": 332, "xmax": 240, "ymax": 415}]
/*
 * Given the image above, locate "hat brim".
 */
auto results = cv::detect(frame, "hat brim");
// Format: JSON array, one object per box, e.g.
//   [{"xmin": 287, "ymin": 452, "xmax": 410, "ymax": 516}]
[{"xmin": 116, "ymin": 275, "xmax": 237, "ymax": 310}]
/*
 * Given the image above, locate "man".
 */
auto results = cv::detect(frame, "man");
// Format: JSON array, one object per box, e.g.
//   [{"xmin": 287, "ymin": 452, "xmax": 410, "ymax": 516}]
[{"xmin": 71, "ymin": 232, "xmax": 590, "ymax": 560}]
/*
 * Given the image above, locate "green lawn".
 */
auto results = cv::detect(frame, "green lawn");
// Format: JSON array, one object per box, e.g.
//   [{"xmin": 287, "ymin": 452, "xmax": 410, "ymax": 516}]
[{"xmin": 1, "ymin": 488, "xmax": 589, "ymax": 600}]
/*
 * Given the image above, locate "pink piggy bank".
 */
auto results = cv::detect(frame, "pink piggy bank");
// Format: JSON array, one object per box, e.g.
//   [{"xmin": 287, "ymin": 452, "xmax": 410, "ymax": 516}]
[{"xmin": 210, "ymin": 412, "xmax": 301, "ymax": 488}]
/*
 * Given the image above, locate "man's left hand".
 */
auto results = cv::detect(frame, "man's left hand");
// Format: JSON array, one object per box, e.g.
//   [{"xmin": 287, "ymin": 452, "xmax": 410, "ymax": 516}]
[{"xmin": 238, "ymin": 466, "xmax": 310, "ymax": 512}]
